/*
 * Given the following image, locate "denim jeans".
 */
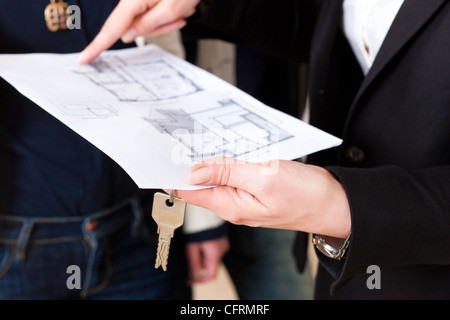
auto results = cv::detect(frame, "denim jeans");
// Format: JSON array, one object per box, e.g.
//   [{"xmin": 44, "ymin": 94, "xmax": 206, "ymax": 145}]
[{"xmin": 0, "ymin": 193, "xmax": 190, "ymax": 300}]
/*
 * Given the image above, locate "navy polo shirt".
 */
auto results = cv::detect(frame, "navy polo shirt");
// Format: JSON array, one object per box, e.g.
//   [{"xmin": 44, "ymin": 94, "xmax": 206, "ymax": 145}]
[{"xmin": 0, "ymin": 0, "xmax": 140, "ymax": 217}]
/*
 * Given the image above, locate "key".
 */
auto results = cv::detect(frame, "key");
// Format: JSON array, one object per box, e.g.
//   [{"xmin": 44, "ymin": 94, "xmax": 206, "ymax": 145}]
[{"xmin": 152, "ymin": 191, "xmax": 186, "ymax": 271}]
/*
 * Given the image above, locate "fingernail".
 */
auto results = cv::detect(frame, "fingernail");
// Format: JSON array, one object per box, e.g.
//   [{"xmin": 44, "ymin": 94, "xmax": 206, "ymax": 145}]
[
  {"xmin": 121, "ymin": 29, "xmax": 136, "ymax": 43},
  {"xmin": 187, "ymin": 167, "xmax": 212, "ymax": 185}
]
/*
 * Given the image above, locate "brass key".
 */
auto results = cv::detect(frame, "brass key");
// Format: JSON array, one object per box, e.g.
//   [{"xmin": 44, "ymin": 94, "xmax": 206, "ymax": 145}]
[{"xmin": 152, "ymin": 191, "xmax": 186, "ymax": 271}]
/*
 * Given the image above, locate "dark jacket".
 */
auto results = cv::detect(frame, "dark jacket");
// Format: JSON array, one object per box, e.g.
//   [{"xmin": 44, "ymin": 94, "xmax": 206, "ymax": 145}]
[{"xmin": 186, "ymin": 0, "xmax": 450, "ymax": 299}]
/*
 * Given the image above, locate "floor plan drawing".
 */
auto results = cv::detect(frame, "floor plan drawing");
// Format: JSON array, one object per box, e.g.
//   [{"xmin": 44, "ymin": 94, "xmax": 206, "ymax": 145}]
[
  {"xmin": 75, "ymin": 57, "xmax": 202, "ymax": 102},
  {"xmin": 51, "ymin": 100, "xmax": 119, "ymax": 119},
  {"xmin": 0, "ymin": 45, "xmax": 343, "ymax": 189},
  {"xmin": 145, "ymin": 99, "xmax": 295, "ymax": 162}
]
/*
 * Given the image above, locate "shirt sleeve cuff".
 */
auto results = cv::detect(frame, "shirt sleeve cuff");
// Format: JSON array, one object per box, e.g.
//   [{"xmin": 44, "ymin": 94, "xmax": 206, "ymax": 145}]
[{"xmin": 184, "ymin": 223, "xmax": 228, "ymax": 243}]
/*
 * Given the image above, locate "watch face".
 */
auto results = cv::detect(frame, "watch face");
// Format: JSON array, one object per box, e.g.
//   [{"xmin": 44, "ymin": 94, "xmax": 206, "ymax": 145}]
[{"xmin": 313, "ymin": 234, "xmax": 351, "ymax": 260}]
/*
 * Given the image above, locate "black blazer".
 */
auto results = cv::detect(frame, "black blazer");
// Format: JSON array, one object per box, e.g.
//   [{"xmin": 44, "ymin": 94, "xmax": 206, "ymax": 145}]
[{"xmin": 187, "ymin": 0, "xmax": 450, "ymax": 299}]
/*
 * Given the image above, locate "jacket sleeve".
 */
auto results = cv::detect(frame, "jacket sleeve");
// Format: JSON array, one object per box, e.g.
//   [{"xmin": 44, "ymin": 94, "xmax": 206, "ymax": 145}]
[
  {"xmin": 325, "ymin": 165, "xmax": 450, "ymax": 294},
  {"xmin": 184, "ymin": 0, "xmax": 318, "ymax": 63}
]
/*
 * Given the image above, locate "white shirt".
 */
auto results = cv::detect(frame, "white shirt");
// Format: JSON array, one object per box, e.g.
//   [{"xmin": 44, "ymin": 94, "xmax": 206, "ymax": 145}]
[{"xmin": 343, "ymin": 0, "xmax": 405, "ymax": 75}]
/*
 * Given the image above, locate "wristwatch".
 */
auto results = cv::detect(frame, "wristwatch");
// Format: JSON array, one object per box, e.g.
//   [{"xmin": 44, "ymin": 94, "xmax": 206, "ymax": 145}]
[{"xmin": 313, "ymin": 232, "xmax": 351, "ymax": 260}]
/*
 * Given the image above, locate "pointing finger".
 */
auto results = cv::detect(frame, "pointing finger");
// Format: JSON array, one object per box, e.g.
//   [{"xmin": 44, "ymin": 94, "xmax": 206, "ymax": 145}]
[{"xmin": 78, "ymin": 0, "xmax": 156, "ymax": 64}]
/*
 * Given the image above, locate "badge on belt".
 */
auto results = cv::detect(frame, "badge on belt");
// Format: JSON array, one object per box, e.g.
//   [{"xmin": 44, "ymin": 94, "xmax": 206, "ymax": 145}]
[{"xmin": 44, "ymin": 0, "xmax": 71, "ymax": 32}]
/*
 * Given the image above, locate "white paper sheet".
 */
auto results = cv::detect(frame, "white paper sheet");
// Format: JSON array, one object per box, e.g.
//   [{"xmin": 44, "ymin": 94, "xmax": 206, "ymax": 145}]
[{"xmin": 0, "ymin": 45, "xmax": 342, "ymax": 190}]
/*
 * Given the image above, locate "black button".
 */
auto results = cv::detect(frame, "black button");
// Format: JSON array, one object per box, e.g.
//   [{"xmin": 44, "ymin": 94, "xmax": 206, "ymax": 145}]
[
  {"xmin": 346, "ymin": 146, "xmax": 366, "ymax": 164},
  {"xmin": 318, "ymin": 89, "xmax": 326, "ymax": 95}
]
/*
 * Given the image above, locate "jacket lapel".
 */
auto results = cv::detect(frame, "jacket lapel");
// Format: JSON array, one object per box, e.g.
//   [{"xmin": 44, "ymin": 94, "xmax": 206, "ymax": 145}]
[{"xmin": 344, "ymin": 0, "xmax": 447, "ymax": 129}]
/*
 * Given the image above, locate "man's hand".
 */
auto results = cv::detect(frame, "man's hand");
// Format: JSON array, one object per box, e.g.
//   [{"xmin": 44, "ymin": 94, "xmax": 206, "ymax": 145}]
[
  {"xmin": 176, "ymin": 158, "xmax": 352, "ymax": 240},
  {"xmin": 186, "ymin": 236, "xmax": 230, "ymax": 284},
  {"xmin": 78, "ymin": 0, "xmax": 200, "ymax": 64}
]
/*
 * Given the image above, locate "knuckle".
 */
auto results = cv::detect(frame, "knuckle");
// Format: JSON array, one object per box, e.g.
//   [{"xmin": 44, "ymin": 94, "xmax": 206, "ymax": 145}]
[
  {"xmin": 217, "ymin": 164, "xmax": 232, "ymax": 186},
  {"xmin": 255, "ymin": 174, "xmax": 272, "ymax": 195}
]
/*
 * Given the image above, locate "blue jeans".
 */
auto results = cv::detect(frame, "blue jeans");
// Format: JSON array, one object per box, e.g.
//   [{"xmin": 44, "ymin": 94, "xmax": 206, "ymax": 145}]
[{"xmin": 0, "ymin": 194, "xmax": 190, "ymax": 300}]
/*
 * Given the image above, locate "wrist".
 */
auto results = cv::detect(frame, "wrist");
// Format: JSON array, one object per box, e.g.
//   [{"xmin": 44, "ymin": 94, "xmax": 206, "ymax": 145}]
[{"xmin": 314, "ymin": 166, "xmax": 352, "ymax": 239}]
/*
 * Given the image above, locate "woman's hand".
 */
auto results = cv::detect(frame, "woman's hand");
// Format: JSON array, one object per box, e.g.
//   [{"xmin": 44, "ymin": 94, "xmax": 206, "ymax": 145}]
[
  {"xmin": 78, "ymin": 0, "xmax": 200, "ymax": 64},
  {"xmin": 176, "ymin": 158, "xmax": 352, "ymax": 239}
]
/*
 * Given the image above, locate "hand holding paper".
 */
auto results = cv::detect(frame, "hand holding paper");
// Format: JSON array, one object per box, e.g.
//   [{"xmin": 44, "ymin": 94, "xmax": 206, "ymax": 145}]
[{"xmin": 174, "ymin": 157, "xmax": 352, "ymax": 239}]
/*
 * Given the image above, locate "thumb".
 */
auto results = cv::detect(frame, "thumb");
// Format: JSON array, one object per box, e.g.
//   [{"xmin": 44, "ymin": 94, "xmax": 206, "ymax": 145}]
[
  {"xmin": 177, "ymin": 157, "xmax": 274, "ymax": 215},
  {"xmin": 185, "ymin": 243, "xmax": 206, "ymax": 284},
  {"xmin": 186, "ymin": 157, "xmax": 275, "ymax": 194}
]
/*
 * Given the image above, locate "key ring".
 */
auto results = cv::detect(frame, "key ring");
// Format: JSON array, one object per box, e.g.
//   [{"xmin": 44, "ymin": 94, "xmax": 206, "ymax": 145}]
[{"xmin": 169, "ymin": 190, "xmax": 175, "ymax": 205}]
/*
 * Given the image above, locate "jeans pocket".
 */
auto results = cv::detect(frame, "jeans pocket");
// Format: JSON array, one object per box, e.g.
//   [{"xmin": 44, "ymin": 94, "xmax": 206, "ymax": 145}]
[
  {"xmin": 0, "ymin": 244, "xmax": 14, "ymax": 278},
  {"xmin": 138, "ymin": 219, "xmax": 159, "ymax": 245}
]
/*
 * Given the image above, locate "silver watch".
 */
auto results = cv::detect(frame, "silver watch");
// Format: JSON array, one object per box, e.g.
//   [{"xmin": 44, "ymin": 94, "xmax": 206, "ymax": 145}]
[{"xmin": 313, "ymin": 232, "xmax": 351, "ymax": 260}]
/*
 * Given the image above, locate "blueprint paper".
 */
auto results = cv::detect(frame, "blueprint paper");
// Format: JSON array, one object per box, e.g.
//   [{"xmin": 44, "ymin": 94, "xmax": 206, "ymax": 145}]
[{"xmin": 0, "ymin": 45, "xmax": 342, "ymax": 190}]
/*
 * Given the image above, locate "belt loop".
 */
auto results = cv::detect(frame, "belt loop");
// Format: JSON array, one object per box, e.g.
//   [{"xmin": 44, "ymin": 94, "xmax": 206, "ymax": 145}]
[
  {"xmin": 130, "ymin": 197, "xmax": 144, "ymax": 238},
  {"xmin": 15, "ymin": 219, "xmax": 35, "ymax": 262},
  {"xmin": 81, "ymin": 218, "xmax": 99, "ymax": 299}
]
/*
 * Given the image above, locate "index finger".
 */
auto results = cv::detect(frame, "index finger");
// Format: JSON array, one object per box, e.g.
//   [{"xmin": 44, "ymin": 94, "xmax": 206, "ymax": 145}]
[{"xmin": 77, "ymin": 0, "xmax": 151, "ymax": 64}]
